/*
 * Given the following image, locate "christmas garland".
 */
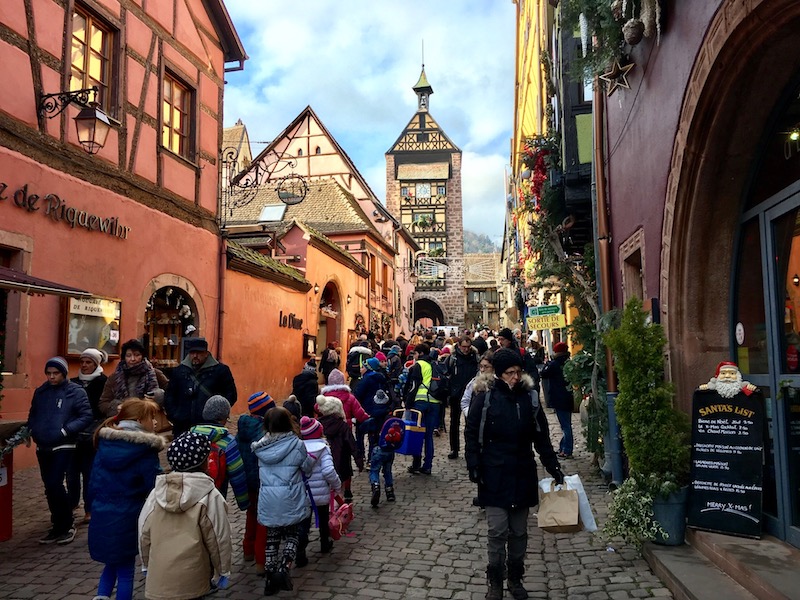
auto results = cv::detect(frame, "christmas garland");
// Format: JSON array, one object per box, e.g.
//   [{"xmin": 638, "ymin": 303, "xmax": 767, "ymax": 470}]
[{"xmin": 0, "ymin": 426, "xmax": 30, "ymax": 460}]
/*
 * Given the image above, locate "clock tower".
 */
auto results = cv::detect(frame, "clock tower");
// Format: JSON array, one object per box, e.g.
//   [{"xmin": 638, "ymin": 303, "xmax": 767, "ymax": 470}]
[{"xmin": 386, "ymin": 66, "xmax": 465, "ymax": 330}]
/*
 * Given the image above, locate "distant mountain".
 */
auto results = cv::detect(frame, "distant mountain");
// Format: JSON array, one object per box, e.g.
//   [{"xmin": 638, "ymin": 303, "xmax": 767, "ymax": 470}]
[{"xmin": 464, "ymin": 230, "xmax": 499, "ymax": 253}]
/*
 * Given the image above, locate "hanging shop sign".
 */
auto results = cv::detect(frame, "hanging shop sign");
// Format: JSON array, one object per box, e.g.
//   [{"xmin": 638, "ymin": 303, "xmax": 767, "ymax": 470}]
[{"xmin": 0, "ymin": 181, "xmax": 131, "ymax": 240}]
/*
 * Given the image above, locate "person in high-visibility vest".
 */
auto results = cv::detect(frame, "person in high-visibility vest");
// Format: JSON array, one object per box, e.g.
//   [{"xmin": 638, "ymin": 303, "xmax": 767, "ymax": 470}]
[{"xmin": 403, "ymin": 343, "xmax": 439, "ymax": 475}]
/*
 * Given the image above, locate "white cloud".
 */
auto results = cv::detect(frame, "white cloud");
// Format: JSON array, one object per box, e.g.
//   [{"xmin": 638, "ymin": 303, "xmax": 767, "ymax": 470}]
[{"xmin": 222, "ymin": 0, "xmax": 515, "ymax": 240}]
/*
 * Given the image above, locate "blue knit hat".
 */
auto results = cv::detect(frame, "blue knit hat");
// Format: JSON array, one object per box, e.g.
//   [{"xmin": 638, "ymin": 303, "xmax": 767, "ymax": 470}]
[
  {"xmin": 248, "ymin": 391, "xmax": 275, "ymax": 417},
  {"xmin": 366, "ymin": 357, "xmax": 380, "ymax": 371}
]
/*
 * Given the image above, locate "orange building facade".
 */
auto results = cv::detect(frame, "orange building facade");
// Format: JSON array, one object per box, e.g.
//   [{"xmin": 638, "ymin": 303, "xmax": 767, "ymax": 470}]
[{"xmin": 0, "ymin": 0, "xmax": 246, "ymax": 469}]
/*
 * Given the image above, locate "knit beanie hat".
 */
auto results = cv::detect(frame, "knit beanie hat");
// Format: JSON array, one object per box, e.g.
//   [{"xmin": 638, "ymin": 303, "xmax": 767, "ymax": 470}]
[
  {"xmin": 300, "ymin": 416, "xmax": 324, "ymax": 439},
  {"xmin": 248, "ymin": 391, "xmax": 275, "ymax": 417},
  {"xmin": 366, "ymin": 357, "xmax": 380, "ymax": 371},
  {"xmin": 202, "ymin": 395, "xmax": 231, "ymax": 422},
  {"xmin": 374, "ymin": 389, "xmax": 390, "ymax": 405},
  {"xmin": 552, "ymin": 342, "xmax": 569, "ymax": 354},
  {"xmin": 283, "ymin": 395, "xmax": 302, "ymax": 421},
  {"xmin": 498, "ymin": 328, "xmax": 514, "ymax": 342},
  {"xmin": 315, "ymin": 394, "xmax": 345, "ymax": 418},
  {"xmin": 303, "ymin": 360, "xmax": 317, "ymax": 373},
  {"xmin": 375, "ymin": 351, "xmax": 387, "ymax": 362},
  {"xmin": 80, "ymin": 348, "xmax": 107, "ymax": 367},
  {"xmin": 493, "ymin": 348, "xmax": 524, "ymax": 377},
  {"xmin": 327, "ymin": 368, "xmax": 346, "ymax": 386},
  {"xmin": 45, "ymin": 357, "xmax": 68, "ymax": 377},
  {"xmin": 167, "ymin": 432, "xmax": 211, "ymax": 472},
  {"xmin": 388, "ymin": 345, "xmax": 401, "ymax": 357}
]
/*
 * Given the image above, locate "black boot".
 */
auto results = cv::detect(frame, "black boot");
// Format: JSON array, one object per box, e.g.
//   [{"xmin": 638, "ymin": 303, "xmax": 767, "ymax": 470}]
[
  {"xmin": 507, "ymin": 560, "xmax": 529, "ymax": 600},
  {"xmin": 486, "ymin": 563, "xmax": 504, "ymax": 600},
  {"xmin": 371, "ymin": 482, "xmax": 381, "ymax": 507},
  {"xmin": 385, "ymin": 485, "xmax": 396, "ymax": 502},
  {"xmin": 276, "ymin": 564, "xmax": 293, "ymax": 591},
  {"xmin": 263, "ymin": 570, "xmax": 279, "ymax": 596}
]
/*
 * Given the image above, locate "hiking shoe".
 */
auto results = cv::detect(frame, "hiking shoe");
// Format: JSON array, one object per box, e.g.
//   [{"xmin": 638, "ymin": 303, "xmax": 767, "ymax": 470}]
[
  {"xmin": 343, "ymin": 489, "xmax": 354, "ymax": 503},
  {"xmin": 418, "ymin": 468, "xmax": 432, "ymax": 475},
  {"xmin": 320, "ymin": 538, "xmax": 334, "ymax": 553},
  {"xmin": 385, "ymin": 485, "xmax": 396, "ymax": 502},
  {"xmin": 433, "ymin": 428, "xmax": 441, "ymax": 437},
  {"xmin": 263, "ymin": 570, "xmax": 278, "ymax": 596},
  {"xmin": 407, "ymin": 466, "xmax": 420, "ymax": 474},
  {"xmin": 371, "ymin": 483, "xmax": 381, "ymax": 508},
  {"xmin": 448, "ymin": 452, "xmax": 459, "ymax": 459},
  {"xmin": 557, "ymin": 452, "xmax": 574, "ymax": 459},
  {"xmin": 276, "ymin": 566, "xmax": 293, "ymax": 591},
  {"xmin": 39, "ymin": 530, "xmax": 60, "ymax": 544},
  {"xmin": 56, "ymin": 528, "xmax": 76, "ymax": 545}
]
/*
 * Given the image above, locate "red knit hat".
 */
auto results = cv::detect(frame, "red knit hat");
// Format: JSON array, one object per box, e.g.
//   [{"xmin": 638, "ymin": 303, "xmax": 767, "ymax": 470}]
[
  {"xmin": 553, "ymin": 342, "xmax": 569, "ymax": 354},
  {"xmin": 715, "ymin": 361, "xmax": 738, "ymax": 377}
]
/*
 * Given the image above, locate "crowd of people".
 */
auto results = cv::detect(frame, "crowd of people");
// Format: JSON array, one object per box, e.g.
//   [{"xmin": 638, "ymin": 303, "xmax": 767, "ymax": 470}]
[{"xmin": 23, "ymin": 326, "xmax": 575, "ymax": 600}]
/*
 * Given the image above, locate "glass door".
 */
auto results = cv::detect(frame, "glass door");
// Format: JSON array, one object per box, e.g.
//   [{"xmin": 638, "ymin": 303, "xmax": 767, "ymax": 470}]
[{"xmin": 765, "ymin": 188, "xmax": 800, "ymax": 547}]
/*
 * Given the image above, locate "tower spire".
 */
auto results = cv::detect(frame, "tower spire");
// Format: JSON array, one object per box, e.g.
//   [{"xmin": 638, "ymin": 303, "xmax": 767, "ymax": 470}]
[{"xmin": 413, "ymin": 56, "xmax": 433, "ymax": 112}]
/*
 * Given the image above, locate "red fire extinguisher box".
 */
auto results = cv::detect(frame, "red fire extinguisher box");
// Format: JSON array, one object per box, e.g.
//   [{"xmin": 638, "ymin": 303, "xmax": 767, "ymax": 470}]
[{"xmin": 0, "ymin": 452, "xmax": 13, "ymax": 542}]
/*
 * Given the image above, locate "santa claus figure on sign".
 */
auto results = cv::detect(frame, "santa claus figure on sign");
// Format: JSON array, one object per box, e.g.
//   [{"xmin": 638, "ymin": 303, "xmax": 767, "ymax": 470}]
[{"xmin": 698, "ymin": 361, "xmax": 758, "ymax": 399}]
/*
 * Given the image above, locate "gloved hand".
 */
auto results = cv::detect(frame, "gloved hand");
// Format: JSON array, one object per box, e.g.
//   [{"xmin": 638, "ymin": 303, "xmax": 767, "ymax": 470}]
[
  {"xmin": 216, "ymin": 575, "xmax": 229, "ymax": 590},
  {"xmin": 468, "ymin": 468, "xmax": 481, "ymax": 484},
  {"xmin": 552, "ymin": 467, "xmax": 565, "ymax": 486}
]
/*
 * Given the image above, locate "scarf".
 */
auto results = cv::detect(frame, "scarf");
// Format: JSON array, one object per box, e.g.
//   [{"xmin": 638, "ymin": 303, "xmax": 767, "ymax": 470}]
[
  {"xmin": 117, "ymin": 419, "xmax": 145, "ymax": 432},
  {"xmin": 113, "ymin": 358, "xmax": 158, "ymax": 400},
  {"xmin": 78, "ymin": 365, "xmax": 104, "ymax": 382}
]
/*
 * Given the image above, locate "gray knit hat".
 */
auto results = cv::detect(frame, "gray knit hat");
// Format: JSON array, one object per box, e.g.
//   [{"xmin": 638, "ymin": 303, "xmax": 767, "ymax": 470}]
[
  {"xmin": 45, "ymin": 357, "xmax": 68, "ymax": 377},
  {"xmin": 202, "ymin": 395, "xmax": 231, "ymax": 422}
]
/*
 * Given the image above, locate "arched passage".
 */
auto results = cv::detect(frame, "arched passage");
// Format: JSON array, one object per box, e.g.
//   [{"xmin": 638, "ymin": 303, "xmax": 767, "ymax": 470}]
[
  {"xmin": 414, "ymin": 296, "xmax": 445, "ymax": 328},
  {"xmin": 662, "ymin": 0, "xmax": 800, "ymax": 408}
]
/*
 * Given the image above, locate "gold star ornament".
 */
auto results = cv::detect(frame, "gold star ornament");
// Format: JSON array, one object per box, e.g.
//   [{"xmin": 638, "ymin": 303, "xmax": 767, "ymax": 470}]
[{"xmin": 600, "ymin": 60, "xmax": 634, "ymax": 96}]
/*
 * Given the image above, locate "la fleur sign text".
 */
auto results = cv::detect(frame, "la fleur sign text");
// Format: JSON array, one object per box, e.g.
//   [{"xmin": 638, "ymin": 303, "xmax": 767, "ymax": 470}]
[
  {"xmin": 0, "ymin": 180, "xmax": 131, "ymax": 240},
  {"xmin": 279, "ymin": 311, "xmax": 303, "ymax": 330}
]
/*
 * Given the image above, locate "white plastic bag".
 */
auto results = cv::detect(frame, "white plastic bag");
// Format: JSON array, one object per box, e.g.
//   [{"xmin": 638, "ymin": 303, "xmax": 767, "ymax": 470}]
[
  {"xmin": 538, "ymin": 475, "xmax": 598, "ymax": 533},
  {"xmin": 564, "ymin": 474, "xmax": 597, "ymax": 532}
]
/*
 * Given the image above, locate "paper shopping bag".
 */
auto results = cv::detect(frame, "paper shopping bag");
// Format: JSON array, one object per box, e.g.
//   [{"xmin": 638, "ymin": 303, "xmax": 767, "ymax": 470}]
[{"xmin": 537, "ymin": 483, "xmax": 582, "ymax": 533}]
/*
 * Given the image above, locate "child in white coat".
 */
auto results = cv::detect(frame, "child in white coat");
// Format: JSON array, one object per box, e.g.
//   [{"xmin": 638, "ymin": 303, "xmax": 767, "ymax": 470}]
[{"xmin": 296, "ymin": 416, "xmax": 342, "ymax": 567}]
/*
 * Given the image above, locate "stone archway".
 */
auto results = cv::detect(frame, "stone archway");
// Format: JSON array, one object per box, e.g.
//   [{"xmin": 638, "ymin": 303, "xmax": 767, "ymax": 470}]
[
  {"xmin": 414, "ymin": 296, "xmax": 446, "ymax": 328},
  {"xmin": 662, "ymin": 0, "xmax": 800, "ymax": 407},
  {"xmin": 318, "ymin": 281, "xmax": 343, "ymax": 349}
]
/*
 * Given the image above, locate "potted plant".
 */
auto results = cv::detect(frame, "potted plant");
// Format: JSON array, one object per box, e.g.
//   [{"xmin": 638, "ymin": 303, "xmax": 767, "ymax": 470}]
[{"xmin": 602, "ymin": 297, "xmax": 691, "ymax": 550}]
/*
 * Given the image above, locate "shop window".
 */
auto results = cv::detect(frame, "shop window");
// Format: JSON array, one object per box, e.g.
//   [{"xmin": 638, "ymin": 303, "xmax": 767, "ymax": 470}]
[
  {"xmin": 144, "ymin": 286, "xmax": 197, "ymax": 371},
  {"xmin": 734, "ymin": 218, "xmax": 768, "ymax": 374},
  {"xmin": 0, "ymin": 247, "xmax": 22, "ymax": 375},
  {"xmin": 71, "ymin": 5, "xmax": 115, "ymax": 114},
  {"xmin": 162, "ymin": 72, "xmax": 193, "ymax": 159},
  {"xmin": 382, "ymin": 263, "xmax": 389, "ymax": 299},
  {"xmin": 370, "ymin": 254, "xmax": 377, "ymax": 292}
]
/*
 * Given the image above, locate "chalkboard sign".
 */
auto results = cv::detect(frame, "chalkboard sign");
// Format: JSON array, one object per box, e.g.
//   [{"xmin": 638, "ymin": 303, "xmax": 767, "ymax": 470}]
[{"xmin": 687, "ymin": 388, "xmax": 764, "ymax": 538}]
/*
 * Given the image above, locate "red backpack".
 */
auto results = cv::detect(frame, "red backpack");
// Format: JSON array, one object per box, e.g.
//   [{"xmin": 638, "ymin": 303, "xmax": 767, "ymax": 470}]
[
  {"xmin": 206, "ymin": 441, "xmax": 227, "ymax": 489},
  {"xmin": 328, "ymin": 492, "xmax": 354, "ymax": 540}
]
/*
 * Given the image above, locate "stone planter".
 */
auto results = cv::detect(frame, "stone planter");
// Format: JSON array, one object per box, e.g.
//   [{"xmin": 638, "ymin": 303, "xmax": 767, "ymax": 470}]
[{"xmin": 652, "ymin": 486, "xmax": 689, "ymax": 545}]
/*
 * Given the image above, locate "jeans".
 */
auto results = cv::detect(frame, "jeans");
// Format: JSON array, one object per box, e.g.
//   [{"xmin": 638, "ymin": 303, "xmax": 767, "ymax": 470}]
[
  {"xmin": 37, "ymin": 448, "xmax": 75, "ymax": 534},
  {"xmin": 297, "ymin": 505, "xmax": 331, "ymax": 556},
  {"xmin": 369, "ymin": 446, "xmax": 395, "ymax": 486},
  {"xmin": 67, "ymin": 437, "xmax": 95, "ymax": 512},
  {"xmin": 411, "ymin": 400, "xmax": 441, "ymax": 471},
  {"xmin": 555, "ymin": 409, "xmax": 573, "ymax": 455},
  {"xmin": 97, "ymin": 559, "xmax": 135, "ymax": 600},
  {"xmin": 485, "ymin": 506, "xmax": 529, "ymax": 566}
]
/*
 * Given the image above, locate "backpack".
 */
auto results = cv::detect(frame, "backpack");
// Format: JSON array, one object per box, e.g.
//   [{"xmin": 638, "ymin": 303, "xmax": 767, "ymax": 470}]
[
  {"xmin": 206, "ymin": 441, "xmax": 227, "ymax": 489},
  {"xmin": 346, "ymin": 351, "xmax": 364, "ymax": 379},
  {"xmin": 327, "ymin": 349, "xmax": 339, "ymax": 364},
  {"xmin": 328, "ymin": 492, "xmax": 354, "ymax": 540},
  {"xmin": 427, "ymin": 360, "xmax": 451, "ymax": 402}
]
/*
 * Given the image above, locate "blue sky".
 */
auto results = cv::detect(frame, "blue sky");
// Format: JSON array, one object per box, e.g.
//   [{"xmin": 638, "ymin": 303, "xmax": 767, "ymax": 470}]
[{"xmin": 222, "ymin": 1, "xmax": 516, "ymax": 246}]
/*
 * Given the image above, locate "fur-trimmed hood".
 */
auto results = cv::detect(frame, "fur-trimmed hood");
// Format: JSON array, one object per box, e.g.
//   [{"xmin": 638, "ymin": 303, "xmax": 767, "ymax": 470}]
[
  {"xmin": 98, "ymin": 426, "xmax": 166, "ymax": 450},
  {"xmin": 473, "ymin": 372, "xmax": 535, "ymax": 394},
  {"xmin": 320, "ymin": 383, "xmax": 352, "ymax": 395},
  {"xmin": 348, "ymin": 345, "xmax": 373, "ymax": 356},
  {"xmin": 94, "ymin": 426, "xmax": 166, "ymax": 473}
]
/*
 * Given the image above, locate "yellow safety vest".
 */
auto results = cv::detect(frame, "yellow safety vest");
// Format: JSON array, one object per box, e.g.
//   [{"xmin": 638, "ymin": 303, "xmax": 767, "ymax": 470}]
[{"xmin": 415, "ymin": 360, "xmax": 440, "ymax": 404}]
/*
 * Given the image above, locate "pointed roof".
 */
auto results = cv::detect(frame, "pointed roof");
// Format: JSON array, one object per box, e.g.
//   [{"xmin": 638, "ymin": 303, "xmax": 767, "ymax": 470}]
[
  {"xmin": 387, "ymin": 109, "xmax": 460, "ymax": 154},
  {"xmin": 413, "ymin": 66, "xmax": 433, "ymax": 94}
]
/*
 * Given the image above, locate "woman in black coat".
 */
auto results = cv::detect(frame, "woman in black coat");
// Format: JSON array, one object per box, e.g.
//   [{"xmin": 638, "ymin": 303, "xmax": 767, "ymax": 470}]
[{"xmin": 465, "ymin": 348, "xmax": 564, "ymax": 600}]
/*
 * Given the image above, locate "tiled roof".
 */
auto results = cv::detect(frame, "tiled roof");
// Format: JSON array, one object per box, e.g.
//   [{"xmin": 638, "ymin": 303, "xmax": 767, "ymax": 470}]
[
  {"xmin": 295, "ymin": 222, "xmax": 369, "ymax": 275},
  {"xmin": 226, "ymin": 240, "xmax": 307, "ymax": 284},
  {"xmin": 226, "ymin": 179, "xmax": 381, "ymax": 240}
]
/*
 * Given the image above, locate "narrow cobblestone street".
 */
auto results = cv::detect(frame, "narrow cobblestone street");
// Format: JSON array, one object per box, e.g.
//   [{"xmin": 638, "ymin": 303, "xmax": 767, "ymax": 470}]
[{"xmin": 0, "ymin": 409, "xmax": 671, "ymax": 600}]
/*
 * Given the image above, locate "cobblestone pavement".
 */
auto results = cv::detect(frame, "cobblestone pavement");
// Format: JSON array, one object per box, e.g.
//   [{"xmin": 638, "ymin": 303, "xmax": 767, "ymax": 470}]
[{"xmin": 0, "ymin": 408, "xmax": 672, "ymax": 600}]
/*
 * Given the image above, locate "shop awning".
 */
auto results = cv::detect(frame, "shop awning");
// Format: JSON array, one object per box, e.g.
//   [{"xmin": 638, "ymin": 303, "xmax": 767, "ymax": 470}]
[{"xmin": 0, "ymin": 266, "xmax": 93, "ymax": 298}]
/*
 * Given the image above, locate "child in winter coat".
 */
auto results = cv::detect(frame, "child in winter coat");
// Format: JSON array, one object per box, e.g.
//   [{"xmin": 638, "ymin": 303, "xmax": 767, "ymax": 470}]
[
  {"xmin": 296, "ymin": 416, "xmax": 342, "ymax": 566},
  {"xmin": 88, "ymin": 398, "xmax": 164, "ymax": 600},
  {"xmin": 365, "ymin": 388, "xmax": 393, "ymax": 459},
  {"xmin": 189, "ymin": 395, "xmax": 249, "ymax": 511},
  {"xmin": 369, "ymin": 416, "xmax": 406, "ymax": 507},
  {"xmin": 320, "ymin": 369, "xmax": 370, "ymax": 501},
  {"xmin": 253, "ymin": 407, "xmax": 313, "ymax": 596},
  {"xmin": 315, "ymin": 394, "xmax": 361, "ymax": 500},
  {"xmin": 236, "ymin": 391, "xmax": 276, "ymax": 574},
  {"xmin": 138, "ymin": 432, "xmax": 232, "ymax": 600}
]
